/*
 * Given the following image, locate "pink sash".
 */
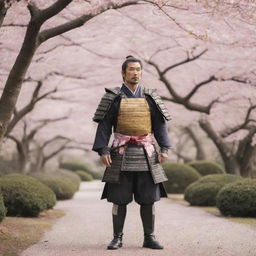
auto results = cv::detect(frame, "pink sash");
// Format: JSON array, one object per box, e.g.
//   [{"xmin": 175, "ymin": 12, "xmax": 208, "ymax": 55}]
[{"xmin": 112, "ymin": 133, "xmax": 155, "ymax": 157}]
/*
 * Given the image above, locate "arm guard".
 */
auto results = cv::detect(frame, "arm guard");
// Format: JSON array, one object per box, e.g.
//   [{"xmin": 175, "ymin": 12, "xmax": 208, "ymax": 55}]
[
  {"xmin": 143, "ymin": 88, "xmax": 171, "ymax": 121},
  {"xmin": 92, "ymin": 87, "xmax": 121, "ymax": 123}
]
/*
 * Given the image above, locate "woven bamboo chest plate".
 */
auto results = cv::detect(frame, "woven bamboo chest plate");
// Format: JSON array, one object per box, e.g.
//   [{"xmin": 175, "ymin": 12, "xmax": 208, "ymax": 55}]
[{"xmin": 116, "ymin": 98, "xmax": 151, "ymax": 136}]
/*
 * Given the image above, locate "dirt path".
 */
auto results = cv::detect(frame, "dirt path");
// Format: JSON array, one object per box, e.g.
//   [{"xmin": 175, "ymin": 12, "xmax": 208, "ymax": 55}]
[{"xmin": 21, "ymin": 181, "xmax": 256, "ymax": 256}]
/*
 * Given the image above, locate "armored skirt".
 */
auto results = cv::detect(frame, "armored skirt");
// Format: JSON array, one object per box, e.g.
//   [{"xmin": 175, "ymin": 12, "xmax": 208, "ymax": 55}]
[{"xmin": 101, "ymin": 144, "xmax": 168, "ymax": 205}]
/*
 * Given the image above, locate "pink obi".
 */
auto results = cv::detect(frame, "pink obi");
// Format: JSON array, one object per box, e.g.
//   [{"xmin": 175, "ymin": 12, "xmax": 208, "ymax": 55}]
[{"xmin": 112, "ymin": 133, "xmax": 155, "ymax": 157}]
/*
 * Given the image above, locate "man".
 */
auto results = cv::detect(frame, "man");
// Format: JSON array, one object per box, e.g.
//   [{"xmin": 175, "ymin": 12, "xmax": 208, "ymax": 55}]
[{"xmin": 92, "ymin": 56, "xmax": 171, "ymax": 250}]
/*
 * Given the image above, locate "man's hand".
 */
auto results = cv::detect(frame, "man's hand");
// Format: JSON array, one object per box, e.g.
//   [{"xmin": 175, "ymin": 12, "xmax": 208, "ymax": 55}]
[
  {"xmin": 158, "ymin": 152, "xmax": 168, "ymax": 163},
  {"xmin": 101, "ymin": 154, "xmax": 112, "ymax": 167}
]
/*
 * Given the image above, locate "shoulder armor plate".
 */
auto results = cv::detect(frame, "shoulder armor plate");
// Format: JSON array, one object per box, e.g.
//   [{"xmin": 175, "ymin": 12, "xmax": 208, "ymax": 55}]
[
  {"xmin": 143, "ymin": 87, "xmax": 171, "ymax": 121},
  {"xmin": 92, "ymin": 87, "xmax": 121, "ymax": 123}
]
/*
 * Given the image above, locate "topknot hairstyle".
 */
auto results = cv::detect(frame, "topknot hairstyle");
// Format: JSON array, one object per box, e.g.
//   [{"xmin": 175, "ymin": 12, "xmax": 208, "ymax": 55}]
[{"xmin": 121, "ymin": 55, "xmax": 143, "ymax": 73}]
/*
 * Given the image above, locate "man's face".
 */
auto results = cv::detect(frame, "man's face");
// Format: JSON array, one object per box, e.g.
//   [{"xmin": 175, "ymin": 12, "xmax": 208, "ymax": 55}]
[{"xmin": 122, "ymin": 62, "xmax": 142, "ymax": 85}]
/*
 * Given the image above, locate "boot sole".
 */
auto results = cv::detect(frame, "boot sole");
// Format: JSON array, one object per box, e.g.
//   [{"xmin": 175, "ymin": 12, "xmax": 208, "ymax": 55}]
[
  {"xmin": 107, "ymin": 243, "xmax": 123, "ymax": 250},
  {"xmin": 143, "ymin": 244, "xmax": 164, "ymax": 249}
]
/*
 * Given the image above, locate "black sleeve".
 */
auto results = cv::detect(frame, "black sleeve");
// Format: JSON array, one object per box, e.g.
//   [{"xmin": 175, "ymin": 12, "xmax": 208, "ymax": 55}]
[
  {"xmin": 92, "ymin": 98, "xmax": 119, "ymax": 156},
  {"xmin": 147, "ymin": 96, "xmax": 171, "ymax": 151}
]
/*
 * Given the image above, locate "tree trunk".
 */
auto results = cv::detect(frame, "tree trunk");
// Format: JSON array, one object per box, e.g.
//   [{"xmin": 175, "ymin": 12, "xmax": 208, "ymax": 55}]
[
  {"xmin": 13, "ymin": 139, "xmax": 30, "ymax": 173},
  {"xmin": 184, "ymin": 127, "xmax": 206, "ymax": 160},
  {"xmin": 239, "ymin": 147, "xmax": 256, "ymax": 178},
  {"xmin": 0, "ymin": 2, "xmax": 7, "ymax": 27},
  {"xmin": 0, "ymin": 21, "xmax": 41, "ymax": 145},
  {"xmin": 222, "ymin": 155, "xmax": 240, "ymax": 175},
  {"xmin": 30, "ymin": 146, "xmax": 44, "ymax": 173}
]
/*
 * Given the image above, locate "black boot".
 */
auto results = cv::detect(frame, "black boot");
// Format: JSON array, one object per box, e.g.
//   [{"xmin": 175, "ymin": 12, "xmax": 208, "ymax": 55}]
[
  {"xmin": 107, "ymin": 233, "xmax": 123, "ymax": 250},
  {"xmin": 107, "ymin": 204, "xmax": 127, "ymax": 250},
  {"xmin": 140, "ymin": 204, "xmax": 164, "ymax": 249}
]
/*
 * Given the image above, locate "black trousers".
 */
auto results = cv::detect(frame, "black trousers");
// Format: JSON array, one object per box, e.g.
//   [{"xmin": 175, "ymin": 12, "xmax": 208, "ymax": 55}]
[{"xmin": 101, "ymin": 171, "xmax": 167, "ymax": 205}]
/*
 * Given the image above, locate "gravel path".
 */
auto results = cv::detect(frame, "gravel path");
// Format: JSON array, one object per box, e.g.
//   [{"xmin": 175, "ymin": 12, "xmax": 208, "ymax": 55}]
[{"xmin": 22, "ymin": 181, "xmax": 256, "ymax": 256}]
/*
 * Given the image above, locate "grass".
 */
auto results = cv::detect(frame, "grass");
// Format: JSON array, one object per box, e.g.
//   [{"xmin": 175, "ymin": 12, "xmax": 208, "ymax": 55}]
[
  {"xmin": 168, "ymin": 194, "xmax": 256, "ymax": 228},
  {"xmin": 0, "ymin": 209, "xmax": 65, "ymax": 256}
]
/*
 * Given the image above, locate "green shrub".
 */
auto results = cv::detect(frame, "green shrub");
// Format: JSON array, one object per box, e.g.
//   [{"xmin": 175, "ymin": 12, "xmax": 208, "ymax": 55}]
[
  {"xmin": 216, "ymin": 179, "xmax": 256, "ymax": 217},
  {"xmin": 184, "ymin": 174, "xmax": 243, "ymax": 206},
  {"xmin": 0, "ymin": 174, "xmax": 56, "ymax": 217},
  {"xmin": 0, "ymin": 155, "xmax": 17, "ymax": 176},
  {"xmin": 39, "ymin": 177, "xmax": 77, "ymax": 200},
  {"xmin": 75, "ymin": 170, "xmax": 93, "ymax": 181},
  {"xmin": 188, "ymin": 160, "xmax": 225, "ymax": 176},
  {"xmin": 163, "ymin": 162, "xmax": 201, "ymax": 193},
  {"xmin": 0, "ymin": 194, "xmax": 6, "ymax": 222},
  {"xmin": 59, "ymin": 161, "xmax": 91, "ymax": 172},
  {"xmin": 88, "ymin": 170, "xmax": 103, "ymax": 180},
  {"xmin": 59, "ymin": 161, "xmax": 102, "ymax": 179},
  {"xmin": 32, "ymin": 169, "xmax": 81, "ymax": 191},
  {"xmin": 196, "ymin": 174, "xmax": 242, "ymax": 184}
]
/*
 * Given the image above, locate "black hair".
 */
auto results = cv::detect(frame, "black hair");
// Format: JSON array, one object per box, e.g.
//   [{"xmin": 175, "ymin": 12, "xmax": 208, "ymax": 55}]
[{"xmin": 121, "ymin": 55, "xmax": 143, "ymax": 73}]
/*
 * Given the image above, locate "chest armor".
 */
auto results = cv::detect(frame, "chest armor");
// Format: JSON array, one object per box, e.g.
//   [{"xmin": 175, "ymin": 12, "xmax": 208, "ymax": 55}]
[{"xmin": 116, "ymin": 98, "xmax": 152, "ymax": 136}]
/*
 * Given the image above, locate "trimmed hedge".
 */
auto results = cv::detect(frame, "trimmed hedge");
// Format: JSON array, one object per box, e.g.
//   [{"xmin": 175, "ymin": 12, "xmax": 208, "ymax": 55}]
[
  {"xmin": 163, "ymin": 162, "xmax": 201, "ymax": 193},
  {"xmin": 216, "ymin": 179, "xmax": 256, "ymax": 217},
  {"xmin": 88, "ymin": 171, "xmax": 103, "ymax": 180},
  {"xmin": 32, "ymin": 169, "xmax": 81, "ymax": 192},
  {"xmin": 0, "ymin": 174, "xmax": 56, "ymax": 217},
  {"xmin": 188, "ymin": 160, "xmax": 225, "ymax": 176},
  {"xmin": 195, "ymin": 174, "xmax": 242, "ymax": 184},
  {"xmin": 39, "ymin": 177, "xmax": 77, "ymax": 200},
  {"xmin": 0, "ymin": 156, "xmax": 17, "ymax": 176},
  {"xmin": 75, "ymin": 170, "xmax": 93, "ymax": 181},
  {"xmin": 55, "ymin": 169, "xmax": 81, "ymax": 190},
  {"xmin": 60, "ymin": 161, "xmax": 90, "ymax": 172},
  {"xmin": 0, "ymin": 194, "xmax": 6, "ymax": 222},
  {"xmin": 184, "ymin": 174, "xmax": 242, "ymax": 206},
  {"xmin": 59, "ymin": 161, "xmax": 102, "ymax": 179}
]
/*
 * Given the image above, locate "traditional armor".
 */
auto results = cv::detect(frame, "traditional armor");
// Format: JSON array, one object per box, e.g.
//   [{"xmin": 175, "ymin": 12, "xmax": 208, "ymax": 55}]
[
  {"xmin": 93, "ymin": 86, "xmax": 170, "ymax": 185},
  {"xmin": 93, "ymin": 87, "xmax": 171, "ymax": 123},
  {"xmin": 116, "ymin": 98, "xmax": 151, "ymax": 136},
  {"xmin": 102, "ymin": 144, "xmax": 168, "ymax": 184}
]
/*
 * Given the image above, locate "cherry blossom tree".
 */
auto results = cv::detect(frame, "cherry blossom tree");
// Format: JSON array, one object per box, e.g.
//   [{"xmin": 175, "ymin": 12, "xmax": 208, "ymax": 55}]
[
  {"xmin": 145, "ymin": 47, "xmax": 256, "ymax": 177},
  {"xmin": 1, "ymin": 0, "xmax": 256, "ymax": 176},
  {"xmin": 7, "ymin": 116, "xmax": 70, "ymax": 173},
  {"xmin": 0, "ymin": 0, "xmax": 142, "ymax": 145}
]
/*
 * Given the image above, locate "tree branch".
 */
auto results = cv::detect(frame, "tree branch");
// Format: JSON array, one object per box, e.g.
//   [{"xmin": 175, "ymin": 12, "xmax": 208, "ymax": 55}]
[
  {"xmin": 162, "ymin": 49, "xmax": 208, "ymax": 76},
  {"xmin": 27, "ymin": 2, "xmax": 41, "ymax": 19},
  {"xmin": 38, "ymin": 0, "xmax": 139, "ymax": 43},
  {"xmin": 184, "ymin": 75, "xmax": 217, "ymax": 101},
  {"xmin": 221, "ymin": 102, "xmax": 256, "ymax": 137},
  {"xmin": 236, "ymin": 127, "xmax": 256, "ymax": 162},
  {"xmin": 43, "ymin": 141, "xmax": 71, "ymax": 164},
  {"xmin": 5, "ymin": 71, "xmax": 60, "ymax": 136},
  {"xmin": 42, "ymin": 135, "xmax": 72, "ymax": 148},
  {"xmin": 38, "ymin": 0, "xmax": 73, "ymax": 23},
  {"xmin": 199, "ymin": 117, "xmax": 230, "ymax": 161}
]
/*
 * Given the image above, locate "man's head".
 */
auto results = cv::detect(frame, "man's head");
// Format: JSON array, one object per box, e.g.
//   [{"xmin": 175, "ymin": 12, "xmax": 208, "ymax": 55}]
[{"xmin": 121, "ymin": 56, "xmax": 142, "ymax": 85}]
